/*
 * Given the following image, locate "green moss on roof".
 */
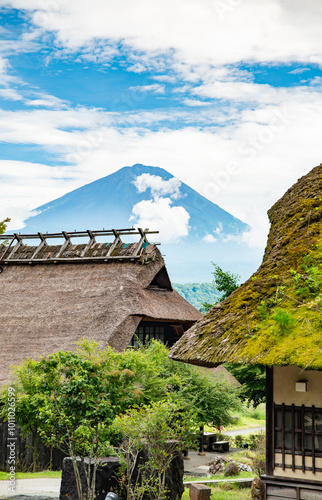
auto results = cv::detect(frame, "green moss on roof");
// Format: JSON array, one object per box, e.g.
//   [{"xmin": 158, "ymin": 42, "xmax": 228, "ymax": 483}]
[{"xmin": 169, "ymin": 164, "xmax": 322, "ymax": 370}]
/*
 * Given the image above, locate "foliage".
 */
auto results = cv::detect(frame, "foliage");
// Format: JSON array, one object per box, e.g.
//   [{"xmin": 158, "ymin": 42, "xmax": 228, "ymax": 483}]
[
  {"xmin": 201, "ymin": 263, "xmax": 240, "ymax": 312},
  {"xmin": 1, "ymin": 340, "xmax": 137, "ymax": 500},
  {"xmin": 0, "ymin": 217, "xmax": 10, "ymax": 235},
  {"xmin": 1, "ymin": 340, "xmax": 241, "ymax": 499},
  {"xmin": 112, "ymin": 400, "xmax": 195, "ymax": 500},
  {"xmin": 232, "ymin": 432, "xmax": 265, "ymax": 453},
  {"xmin": 211, "ymin": 263, "xmax": 240, "ymax": 301},
  {"xmin": 234, "ymin": 435, "xmax": 244, "ymax": 448},
  {"xmin": 250, "ymin": 433, "xmax": 266, "ymax": 476},
  {"xmin": 272, "ymin": 308, "xmax": 296, "ymax": 334},
  {"xmin": 224, "ymin": 364, "xmax": 266, "ymax": 407},
  {"xmin": 116, "ymin": 341, "xmax": 241, "ymax": 428},
  {"xmin": 172, "ymin": 282, "xmax": 220, "ymax": 311}
]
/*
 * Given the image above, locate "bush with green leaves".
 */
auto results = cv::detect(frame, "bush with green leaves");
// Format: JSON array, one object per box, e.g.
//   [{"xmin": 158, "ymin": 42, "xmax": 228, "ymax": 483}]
[
  {"xmin": 1, "ymin": 340, "xmax": 241, "ymax": 500},
  {"xmin": 116, "ymin": 341, "xmax": 241, "ymax": 429},
  {"xmin": 250, "ymin": 433, "xmax": 266, "ymax": 476},
  {"xmin": 112, "ymin": 400, "xmax": 195, "ymax": 500},
  {"xmin": 1, "ymin": 340, "xmax": 137, "ymax": 500}
]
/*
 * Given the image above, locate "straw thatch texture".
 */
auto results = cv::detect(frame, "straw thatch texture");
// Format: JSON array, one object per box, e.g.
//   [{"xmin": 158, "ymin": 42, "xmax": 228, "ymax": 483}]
[
  {"xmin": 0, "ymin": 243, "xmax": 201, "ymax": 385},
  {"xmin": 170, "ymin": 164, "xmax": 322, "ymax": 369}
]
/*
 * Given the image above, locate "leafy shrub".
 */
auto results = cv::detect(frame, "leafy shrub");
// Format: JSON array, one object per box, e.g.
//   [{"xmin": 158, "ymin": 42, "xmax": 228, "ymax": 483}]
[
  {"xmin": 250, "ymin": 433, "xmax": 266, "ymax": 476},
  {"xmin": 234, "ymin": 435, "xmax": 243, "ymax": 448}
]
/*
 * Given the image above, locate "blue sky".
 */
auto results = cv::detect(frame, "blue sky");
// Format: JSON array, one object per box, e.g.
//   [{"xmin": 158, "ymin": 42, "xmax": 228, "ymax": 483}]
[{"xmin": 1, "ymin": 0, "xmax": 322, "ymax": 251}]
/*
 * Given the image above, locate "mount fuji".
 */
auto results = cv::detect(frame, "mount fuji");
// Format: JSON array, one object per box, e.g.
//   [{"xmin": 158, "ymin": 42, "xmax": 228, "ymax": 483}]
[{"xmin": 14, "ymin": 164, "xmax": 262, "ymax": 282}]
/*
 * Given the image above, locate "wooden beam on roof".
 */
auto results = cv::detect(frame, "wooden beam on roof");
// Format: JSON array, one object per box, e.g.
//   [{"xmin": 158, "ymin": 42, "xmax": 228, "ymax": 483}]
[
  {"xmin": 133, "ymin": 227, "xmax": 149, "ymax": 257},
  {"xmin": 7, "ymin": 234, "xmax": 23, "ymax": 260},
  {"xmin": 0, "ymin": 228, "xmax": 160, "ymax": 264},
  {"xmin": 107, "ymin": 229, "xmax": 122, "ymax": 257},
  {"xmin": 55, "ymin": 231, "xmax": 70, "ymax": 258},
  {"xmin": 4, "ymin": 255, "xmax": 142, "ymax": 264},
  {"xmin": 81, "ymin": 230, "xmax": 96, "ymax": 257},
  {"xmin": 31, "ymin": 233, "xmax": 48, "ymax": 260}
]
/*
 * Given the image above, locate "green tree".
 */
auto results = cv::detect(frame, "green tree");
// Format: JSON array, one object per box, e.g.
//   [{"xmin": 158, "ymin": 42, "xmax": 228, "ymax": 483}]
[
  {"xmin": 202, "ymin": 263, "xmax": 241, "ymax": 312},
  {"xmin": 1, "ymin": 340, "xmax": 241, "ymax": 498},
  {"xmin": 224, "ymin": 363, "xmax": 266, "ymax": 407},
  {"xmin": 115, "ymin": 341, "xmax": 241, "ymax": 429},
  {"xmin": 1, "ymin": 340, "xmax": 137, "ymax": 500},
  {"xmin": 0, "ymin": 217, "xmax": 10, "ymax": 235}
]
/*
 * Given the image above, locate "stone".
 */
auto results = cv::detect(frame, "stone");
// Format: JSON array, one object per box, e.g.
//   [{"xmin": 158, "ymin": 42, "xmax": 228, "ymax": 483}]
[
  {"xmin": 60, "ymin": 449, "xmax": 184, "ymax": 500},
  {"xmin": 251, "ymin": 477, "xmax": 265, "ymax": 500},
  {"xmin": 59, "ymin": 457, "xmax": 120, "ymax": 500},
  {"xmin": 208, "ymin": 457, "xmax": 226, "ymax": 475},
  {"xmin": 189, "ymin": 483, "xmax": 211, "ymax": 500},
  {"xmin": 224, "ymin": 461, "xmax": 240, "ymax": 477},
  {"xmin": 235, "ymin": 461, "xmax": 252, "ymax": 472},
  {"xmin": 213, "ymin": 440, "xmax": 229, "ymax": 452}
]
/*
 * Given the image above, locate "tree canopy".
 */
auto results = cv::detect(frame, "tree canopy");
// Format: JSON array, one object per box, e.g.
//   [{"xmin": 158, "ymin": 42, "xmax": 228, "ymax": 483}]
[
  {"xmin": 1, "ymin": 339, "xmax": 241, "ymax": 499},
  {"xmin": 0, "ymin": 217, "xmax": 10, "ymax": 235},
  {"xmin": 202, "ymin": 263, "xmax": 240, "ymax": 312}
]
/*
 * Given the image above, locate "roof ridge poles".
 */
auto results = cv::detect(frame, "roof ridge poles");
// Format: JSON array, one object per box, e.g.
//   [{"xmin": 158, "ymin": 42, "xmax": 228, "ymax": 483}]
[
  {"xmin": 55, "ymin": 231, "xmax": 71, "ymax": 258},
  {"xmin": 133, "ymin": 227, "xmax": 149, "ymax": 257},
  {"xmin": 0, "ymin": 234, "xmax": 17, "ymax": 263},
  {"xmin": 7, "ymin": 234, "xmax": 23, "ymax": 260},
  {"xmin": 31, "ymin": 233, "xmax": 48, "ymax": 260},
  {"xmin": 107, "ymin": 229, "xmax": 122, "ymax": 257},
  {"xmin": 81, "ymin": 230, "xmax": 96, "ymax": 257}
]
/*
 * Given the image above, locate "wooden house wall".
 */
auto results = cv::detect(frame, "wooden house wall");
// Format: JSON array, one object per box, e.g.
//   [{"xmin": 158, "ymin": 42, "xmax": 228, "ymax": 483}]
[{"xmin": 267, "ymin": 366, "xmax": 322, "ymax": 484}]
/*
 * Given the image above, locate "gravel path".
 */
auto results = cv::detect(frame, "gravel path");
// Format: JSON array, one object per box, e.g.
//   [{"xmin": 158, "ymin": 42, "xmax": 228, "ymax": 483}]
[{"xmin": 224, "ymin": 426, "xmax": 265, "ymax": 436}]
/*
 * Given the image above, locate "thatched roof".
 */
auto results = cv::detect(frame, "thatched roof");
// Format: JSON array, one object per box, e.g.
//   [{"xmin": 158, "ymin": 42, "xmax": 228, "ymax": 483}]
[
  {"xmin": 170, "ymin": 164, "xmax": 322, "ymax": 370},
  {"xmin": 0, "ymin": 229, "xmax": 201, "ymax": 385}
]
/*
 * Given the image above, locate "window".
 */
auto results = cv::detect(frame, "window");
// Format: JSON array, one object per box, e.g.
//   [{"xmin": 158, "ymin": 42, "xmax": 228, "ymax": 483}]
[
  {"xmin": 274, "ymin": 404, "xmax": 322, "ymax": 473},
  {"xmin": 130, "ymin": 325, "xmax": 165, "ymax": 347}
]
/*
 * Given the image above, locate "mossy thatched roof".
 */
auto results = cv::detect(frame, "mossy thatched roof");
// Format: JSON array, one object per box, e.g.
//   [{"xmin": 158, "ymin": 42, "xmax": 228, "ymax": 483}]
[{"xmin": 169, "ymin": 164, "xmax": 322, "ymax": 370}]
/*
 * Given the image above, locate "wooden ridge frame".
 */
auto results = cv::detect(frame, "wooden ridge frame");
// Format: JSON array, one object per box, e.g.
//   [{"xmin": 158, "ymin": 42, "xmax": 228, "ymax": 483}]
[{"xmin": 0, "ymin": 228, "xmax": 159, "ymax": 265}]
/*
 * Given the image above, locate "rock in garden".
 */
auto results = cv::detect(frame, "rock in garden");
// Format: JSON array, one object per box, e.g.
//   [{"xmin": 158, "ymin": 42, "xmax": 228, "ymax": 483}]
[
  {"xmin": 251, "ymin": 477, "xmax": 265, "ymax": 500},
  {"xmin": 235, "ymin": 461, "xmax": 252, "ymax": 472},
  {"xmin": 224, "ymin": 461, "xmax": 240, "ymax": 477},
  {"xmin": 208, "ymin": 457, "xmax": 226, "ymax": 475}
]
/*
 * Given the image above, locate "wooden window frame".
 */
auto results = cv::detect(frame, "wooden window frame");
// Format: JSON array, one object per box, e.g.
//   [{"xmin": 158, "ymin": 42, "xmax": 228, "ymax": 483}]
[
  {"xmin": 274, "ymin": 403, "xmax": 322, "ymax": 473},
  {"xmin": 130, "ymin": 325, "xmax": 165, "ymax": 347}
]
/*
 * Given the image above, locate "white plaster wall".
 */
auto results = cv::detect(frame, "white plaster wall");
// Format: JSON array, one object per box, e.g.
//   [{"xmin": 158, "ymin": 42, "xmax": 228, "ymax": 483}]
[{"xmin": 274, "ymin": 366, "xmax": 322, "ymax": 407}]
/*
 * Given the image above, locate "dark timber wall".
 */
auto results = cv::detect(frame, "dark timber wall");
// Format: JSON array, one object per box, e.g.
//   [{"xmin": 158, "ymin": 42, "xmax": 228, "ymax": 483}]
[{"xmin": 0, "ymin": 417, "xmax": 65, "ymax": 471}]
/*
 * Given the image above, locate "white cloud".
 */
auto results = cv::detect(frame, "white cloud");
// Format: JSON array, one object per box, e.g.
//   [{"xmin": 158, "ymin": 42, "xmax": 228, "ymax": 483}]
[
  {"xmin": 0, "ymin": 160, "xmax": 81, "ymax": 229},
  {"xmin": 202, "ymin": 234, "xmax": 217, "ymax": 243},
  {"xmin": 24, "ymin": 93, "xmax": 69, "ymax": 109},
  {"xmin": 0, "ymin": 87, "xmax": 23, "ymax": 101},
  {"xmin": 183, "ymin": 98, "xmax": 210, "ymax": 107},
  {"xmin": 3, "ymin": 0, "xmax": 322, "ymax": 69},
  {"xmin": 129, "ymin": 84, "xmax": 165, "ymax": 95},
  {"xmin": 289, "ymin": 67, "xmax": 310, "ymax": 75},
  {"xmin": 130, "ymin": 197, "xmax": 190, "ymax": 243},
  {"xmin": 133, "ymin": 173, "xmax": 182, "ymax": 200},
  {"xmin": 239, "ymin": 208, "xmax": 270, "ymax": 249}
]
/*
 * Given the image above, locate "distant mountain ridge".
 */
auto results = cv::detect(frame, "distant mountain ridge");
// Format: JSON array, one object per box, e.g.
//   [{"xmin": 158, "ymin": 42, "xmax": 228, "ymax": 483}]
[
  {"xmin": 15, "ymin": 164, "xmax": 262, "ymax": 282},
  {"xmin": 172, "ymin": 282, "xmax": 220, "ymax": 311}
]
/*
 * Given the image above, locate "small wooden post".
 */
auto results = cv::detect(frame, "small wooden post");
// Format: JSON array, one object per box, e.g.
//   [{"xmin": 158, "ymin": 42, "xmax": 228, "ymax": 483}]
[
  {"xmin": 189, "ymin": 483, "xmax": 211, "ymax": 500},
  {"xmin": 198, "ymin": 425, "xmax": 205, "ymax": 455}
]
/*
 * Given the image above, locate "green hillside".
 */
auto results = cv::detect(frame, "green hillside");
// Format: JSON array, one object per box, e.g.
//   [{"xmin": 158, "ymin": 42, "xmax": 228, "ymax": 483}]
[{"xmin": 172, "ymin": 282, "xmax": 220, "ymax": 311}]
